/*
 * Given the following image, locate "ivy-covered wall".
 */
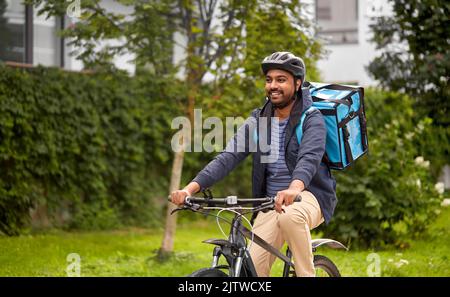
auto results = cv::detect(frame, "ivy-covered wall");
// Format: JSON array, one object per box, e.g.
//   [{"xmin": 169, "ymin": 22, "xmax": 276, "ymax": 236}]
[{"xmin": 0, "ymin": 65, "xmax": 179, "ymax": 235}]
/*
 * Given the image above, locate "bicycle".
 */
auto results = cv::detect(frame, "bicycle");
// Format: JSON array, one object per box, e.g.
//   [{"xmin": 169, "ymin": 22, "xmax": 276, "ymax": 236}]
[{"xmin": 170, "ymin": 191, "xmax": 347, "ymax": 277}]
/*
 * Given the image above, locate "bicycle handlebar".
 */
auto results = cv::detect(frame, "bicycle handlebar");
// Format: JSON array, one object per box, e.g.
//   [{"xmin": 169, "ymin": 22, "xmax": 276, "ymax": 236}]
[
  {"xmin": 167, "ymin": 194, "xmax": 302, "ymax": 215},
  {"xmin": 185, "ymin": 196, "xmax": 276, "ymax": 206}
]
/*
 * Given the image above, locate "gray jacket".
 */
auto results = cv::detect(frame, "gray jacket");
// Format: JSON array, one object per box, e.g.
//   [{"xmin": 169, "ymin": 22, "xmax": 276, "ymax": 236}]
[{"xmin": 192, "ymin": 88, "xmax": 337, "ymax": 224}]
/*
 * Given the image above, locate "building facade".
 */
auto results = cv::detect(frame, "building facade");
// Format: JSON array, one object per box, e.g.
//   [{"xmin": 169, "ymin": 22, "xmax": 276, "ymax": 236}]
[
  {"xmin": 1, "ymin": 0, "xmax": 393, "ymax": 84},
  {"xmin": 314, "ymin": 0, "xmax": 393, "ymax": 86},
  {"xmin": 0, "ymin": 0, "xmax": 134, "ymax": 73}
]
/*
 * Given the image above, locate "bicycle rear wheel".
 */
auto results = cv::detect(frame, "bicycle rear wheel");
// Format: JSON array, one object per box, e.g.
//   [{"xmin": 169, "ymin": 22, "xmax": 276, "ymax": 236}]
[
  {"xmin": 189, "ymin": 267, "xmax": 228, "ymax": 277},
  {"xmin": 314, "ymin": 255, "xmax": 341, "ymax": 277}
]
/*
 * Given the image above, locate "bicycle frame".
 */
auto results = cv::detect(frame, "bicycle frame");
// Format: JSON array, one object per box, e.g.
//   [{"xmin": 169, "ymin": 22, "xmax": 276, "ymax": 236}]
[
  {"xmin": 203, "ymin": 212, "xmax": 258, "ymax": 277},
  {"xmin": 203, "ymin": 210, "xmax": 296, "ymax": 277},
  {"xmin": 171, "ymin": 194, "xmax": 348, "ymax": 277},
  {"xmin": 203, "ymin": 209, "xmax": 347, "ymax": 277}
]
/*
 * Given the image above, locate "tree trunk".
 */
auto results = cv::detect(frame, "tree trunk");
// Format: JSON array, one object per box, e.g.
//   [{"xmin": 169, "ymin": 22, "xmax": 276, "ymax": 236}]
[
  {"xmin": 158, "ymin": 147, "xmax": 185, "ymax": 259},
  {"xmin": 158, "ymin": 84, "xmax": 196, "ymax": 259},
  {"xmin": 159, "ymin": 1, "xmax": 199, "ymax": 259}
]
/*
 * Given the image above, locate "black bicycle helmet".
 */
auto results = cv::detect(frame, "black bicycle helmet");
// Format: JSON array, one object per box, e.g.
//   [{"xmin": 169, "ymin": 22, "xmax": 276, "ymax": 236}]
[{"xmin": 261, "ymin": 51, "xmax": 306, "ymax": 82}]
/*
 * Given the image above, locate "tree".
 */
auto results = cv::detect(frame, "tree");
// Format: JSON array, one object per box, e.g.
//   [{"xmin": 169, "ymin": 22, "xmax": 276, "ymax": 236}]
[
  {"xmin": 160, "ymin": 0, "xmax": 324, "ymax": 258},
  {"xmin": 158, "ymin": 0, "xmax": 252, "ymax": 259},
  {"xmin": 29, "ymin": 0, "xmax": 323, "ymax": 257},
  {"xmin": 368, "ymin": 0, "xmax": 449, "ymax": 126}
]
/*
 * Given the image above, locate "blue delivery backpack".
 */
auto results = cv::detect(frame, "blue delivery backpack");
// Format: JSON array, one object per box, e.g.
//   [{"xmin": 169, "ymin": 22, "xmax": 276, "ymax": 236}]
[{"xmin": 297, "ymin": 82, "xmax": 369, "ymax": 170}]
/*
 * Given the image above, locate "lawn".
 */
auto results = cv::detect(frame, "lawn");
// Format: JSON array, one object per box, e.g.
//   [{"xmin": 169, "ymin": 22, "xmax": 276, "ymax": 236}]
[{"xmin": 0, "ymin": 206, "xmax": 449, "ymax": 277}]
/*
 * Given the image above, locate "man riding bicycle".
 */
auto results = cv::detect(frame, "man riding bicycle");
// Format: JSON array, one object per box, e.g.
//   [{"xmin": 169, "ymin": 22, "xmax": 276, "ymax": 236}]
[{"xmin": 171, "ymin": 51, "xmax": 337, "ymax": 277}]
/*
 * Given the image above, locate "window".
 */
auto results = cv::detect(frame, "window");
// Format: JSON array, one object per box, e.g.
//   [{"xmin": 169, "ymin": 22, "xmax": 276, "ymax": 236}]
[
  {"xmin": 0, "ymin": 0, "xmax": 26, "ymax": 63},
  {"xmin": 317, "ymin": 0, "xmax": 331, "ymax": 20},
  {"xmin": 33, "ymin": 3, "xmax": 61, "ymax": 66},
  {"xmin": 316, "ymin": 0, "xmax": 358, "ymax": 44},
  {"xmin": 0, "ymin": 0, "xmax": 64, "ymax": 66}
]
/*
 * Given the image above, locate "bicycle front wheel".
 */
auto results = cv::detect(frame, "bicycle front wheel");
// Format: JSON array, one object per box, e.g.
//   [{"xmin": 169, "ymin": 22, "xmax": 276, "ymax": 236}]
[
  {"xmin": 314, "ymin": 255, "xmax": 341, "ymax": 277},
  {"xmin": 189, "ymin": 268, "xmax": 228, "ymax": 277}
]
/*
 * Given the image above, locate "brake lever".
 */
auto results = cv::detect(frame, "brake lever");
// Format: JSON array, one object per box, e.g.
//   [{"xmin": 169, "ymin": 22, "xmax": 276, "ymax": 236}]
[
  {"xmin": 190, "ymin": 203, "xmax": 202, "ymax": 211},
  {"xmin": 170, "ymin": 206, "xmax": 188, "ymax": 215},
  {"xmin": 170, "ymin": 203, "xmax": 202, "ymax": 215},
  {"xmin": 253, "ymin": 202, "xmax": 275, "ymax": 213},
  {"xmin": 255, "ymin": 195, "xmax": 301, "ymax": 213}
]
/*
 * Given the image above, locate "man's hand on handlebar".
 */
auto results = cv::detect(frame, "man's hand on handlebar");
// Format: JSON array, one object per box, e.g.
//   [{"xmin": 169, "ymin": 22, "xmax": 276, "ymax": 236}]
[
  {"xmin": 275, "ymin": 189, "xmax": 302, "ymax": 213},
  {"xmin": 170, "ymin": 189, "xmax": 191, "ymax": 206},
  {"xmin": 170, "ymin": 182, "xmax": 201, "ymax": 206}
]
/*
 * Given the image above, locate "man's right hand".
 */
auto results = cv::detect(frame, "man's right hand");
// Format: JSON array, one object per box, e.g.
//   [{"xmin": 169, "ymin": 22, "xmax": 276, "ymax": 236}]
[{"xmin": 170, "ymin": 189, "xmax": 191, "ymax": 206}]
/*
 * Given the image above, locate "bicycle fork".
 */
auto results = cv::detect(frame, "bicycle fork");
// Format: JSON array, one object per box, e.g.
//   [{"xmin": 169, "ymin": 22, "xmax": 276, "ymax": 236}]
[
  {"xmin": 211, "ymin": 245, "xmax": 247, "ymax": 277},
  {"xmin": 232, "ymin": 248, "xmax": 246, "ymax": 277},
  {"xmin": 211, "ymin": 246, "xmax": 220, "ymax": 267}
]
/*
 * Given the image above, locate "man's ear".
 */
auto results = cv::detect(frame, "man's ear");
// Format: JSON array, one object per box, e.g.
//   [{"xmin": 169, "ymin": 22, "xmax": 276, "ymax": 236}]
[{"xmin": 296, "ymin": 79, "xmax": 302, "ymax": 91}]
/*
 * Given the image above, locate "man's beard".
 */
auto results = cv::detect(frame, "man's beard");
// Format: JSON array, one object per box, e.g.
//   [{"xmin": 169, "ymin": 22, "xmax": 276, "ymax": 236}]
[{"xmin": 270, "ymin": 94, "xmax": 296, "ymax": 109}]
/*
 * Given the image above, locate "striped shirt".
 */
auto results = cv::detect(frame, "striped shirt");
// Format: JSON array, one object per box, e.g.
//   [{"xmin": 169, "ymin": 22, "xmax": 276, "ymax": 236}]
[{"xmin": 266, "ymin": 117, "xmax": 292, "ymax": 197}]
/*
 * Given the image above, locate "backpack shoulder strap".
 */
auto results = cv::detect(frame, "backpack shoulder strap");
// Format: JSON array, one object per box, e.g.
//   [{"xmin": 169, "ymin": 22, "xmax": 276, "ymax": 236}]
[
  {"xmin": 254, "ymin": 106, "xmax": 317, "ymax": 144},
  {"xmin": 296, "ymin": 106, "xmax": 317, "ymax": 144}
]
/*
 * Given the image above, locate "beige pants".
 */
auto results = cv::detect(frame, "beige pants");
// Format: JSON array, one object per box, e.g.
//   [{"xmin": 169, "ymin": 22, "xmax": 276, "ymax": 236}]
[{"xmin": 249, "ymin": 191, "xmax": 324, "ymax": 277}]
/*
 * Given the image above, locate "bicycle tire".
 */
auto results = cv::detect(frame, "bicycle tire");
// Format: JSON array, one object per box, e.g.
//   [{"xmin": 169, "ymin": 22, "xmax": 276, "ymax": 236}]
[
  {"xmin": 189, "ymin": 267, "xmax": 228, "ymax": 277},
  {"xmin": 313, "ymin": 255, "xmax": 341, "ymax": 277}
]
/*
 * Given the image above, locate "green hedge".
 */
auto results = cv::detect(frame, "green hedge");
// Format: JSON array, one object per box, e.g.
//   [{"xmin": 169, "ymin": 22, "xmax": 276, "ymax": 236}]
[{"xmin": 0, "ymin": 65, "xmax": 179, "ymax": 235}]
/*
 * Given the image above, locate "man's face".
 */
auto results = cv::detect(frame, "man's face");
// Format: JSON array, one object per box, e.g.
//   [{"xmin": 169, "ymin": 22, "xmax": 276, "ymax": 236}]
[{"xmin": 265, "ymin": 69, "xmax": 301, "ymax": 108}]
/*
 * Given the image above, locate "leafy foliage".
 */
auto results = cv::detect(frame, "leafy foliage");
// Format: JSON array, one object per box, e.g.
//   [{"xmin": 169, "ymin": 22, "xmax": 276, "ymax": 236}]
[
  {"xmin": 368, "ymin": 0, "xmax": 449, "ymax": 126},
  {"xmin": 0, "ymin": 64, "xmax": 182, "ymax": 235},
  {"xmin": 27, "ymin": 0, "xmax": 177, "ymax": 75},
  {"xmin": 322, "ymin": 89, "xmax": 443, "ymax": 248}
]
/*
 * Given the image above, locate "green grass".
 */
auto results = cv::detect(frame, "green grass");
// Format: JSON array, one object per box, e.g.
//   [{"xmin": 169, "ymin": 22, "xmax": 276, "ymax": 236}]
[{"xmin": 0, "ymin": 207, "xmax": 449, "ymax": 277}]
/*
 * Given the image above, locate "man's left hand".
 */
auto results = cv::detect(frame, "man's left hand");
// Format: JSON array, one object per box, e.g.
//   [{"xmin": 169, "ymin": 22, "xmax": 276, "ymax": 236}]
[{"xmin": 274, "ymin": 189, "xmax": 302, "ymax": 213}]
